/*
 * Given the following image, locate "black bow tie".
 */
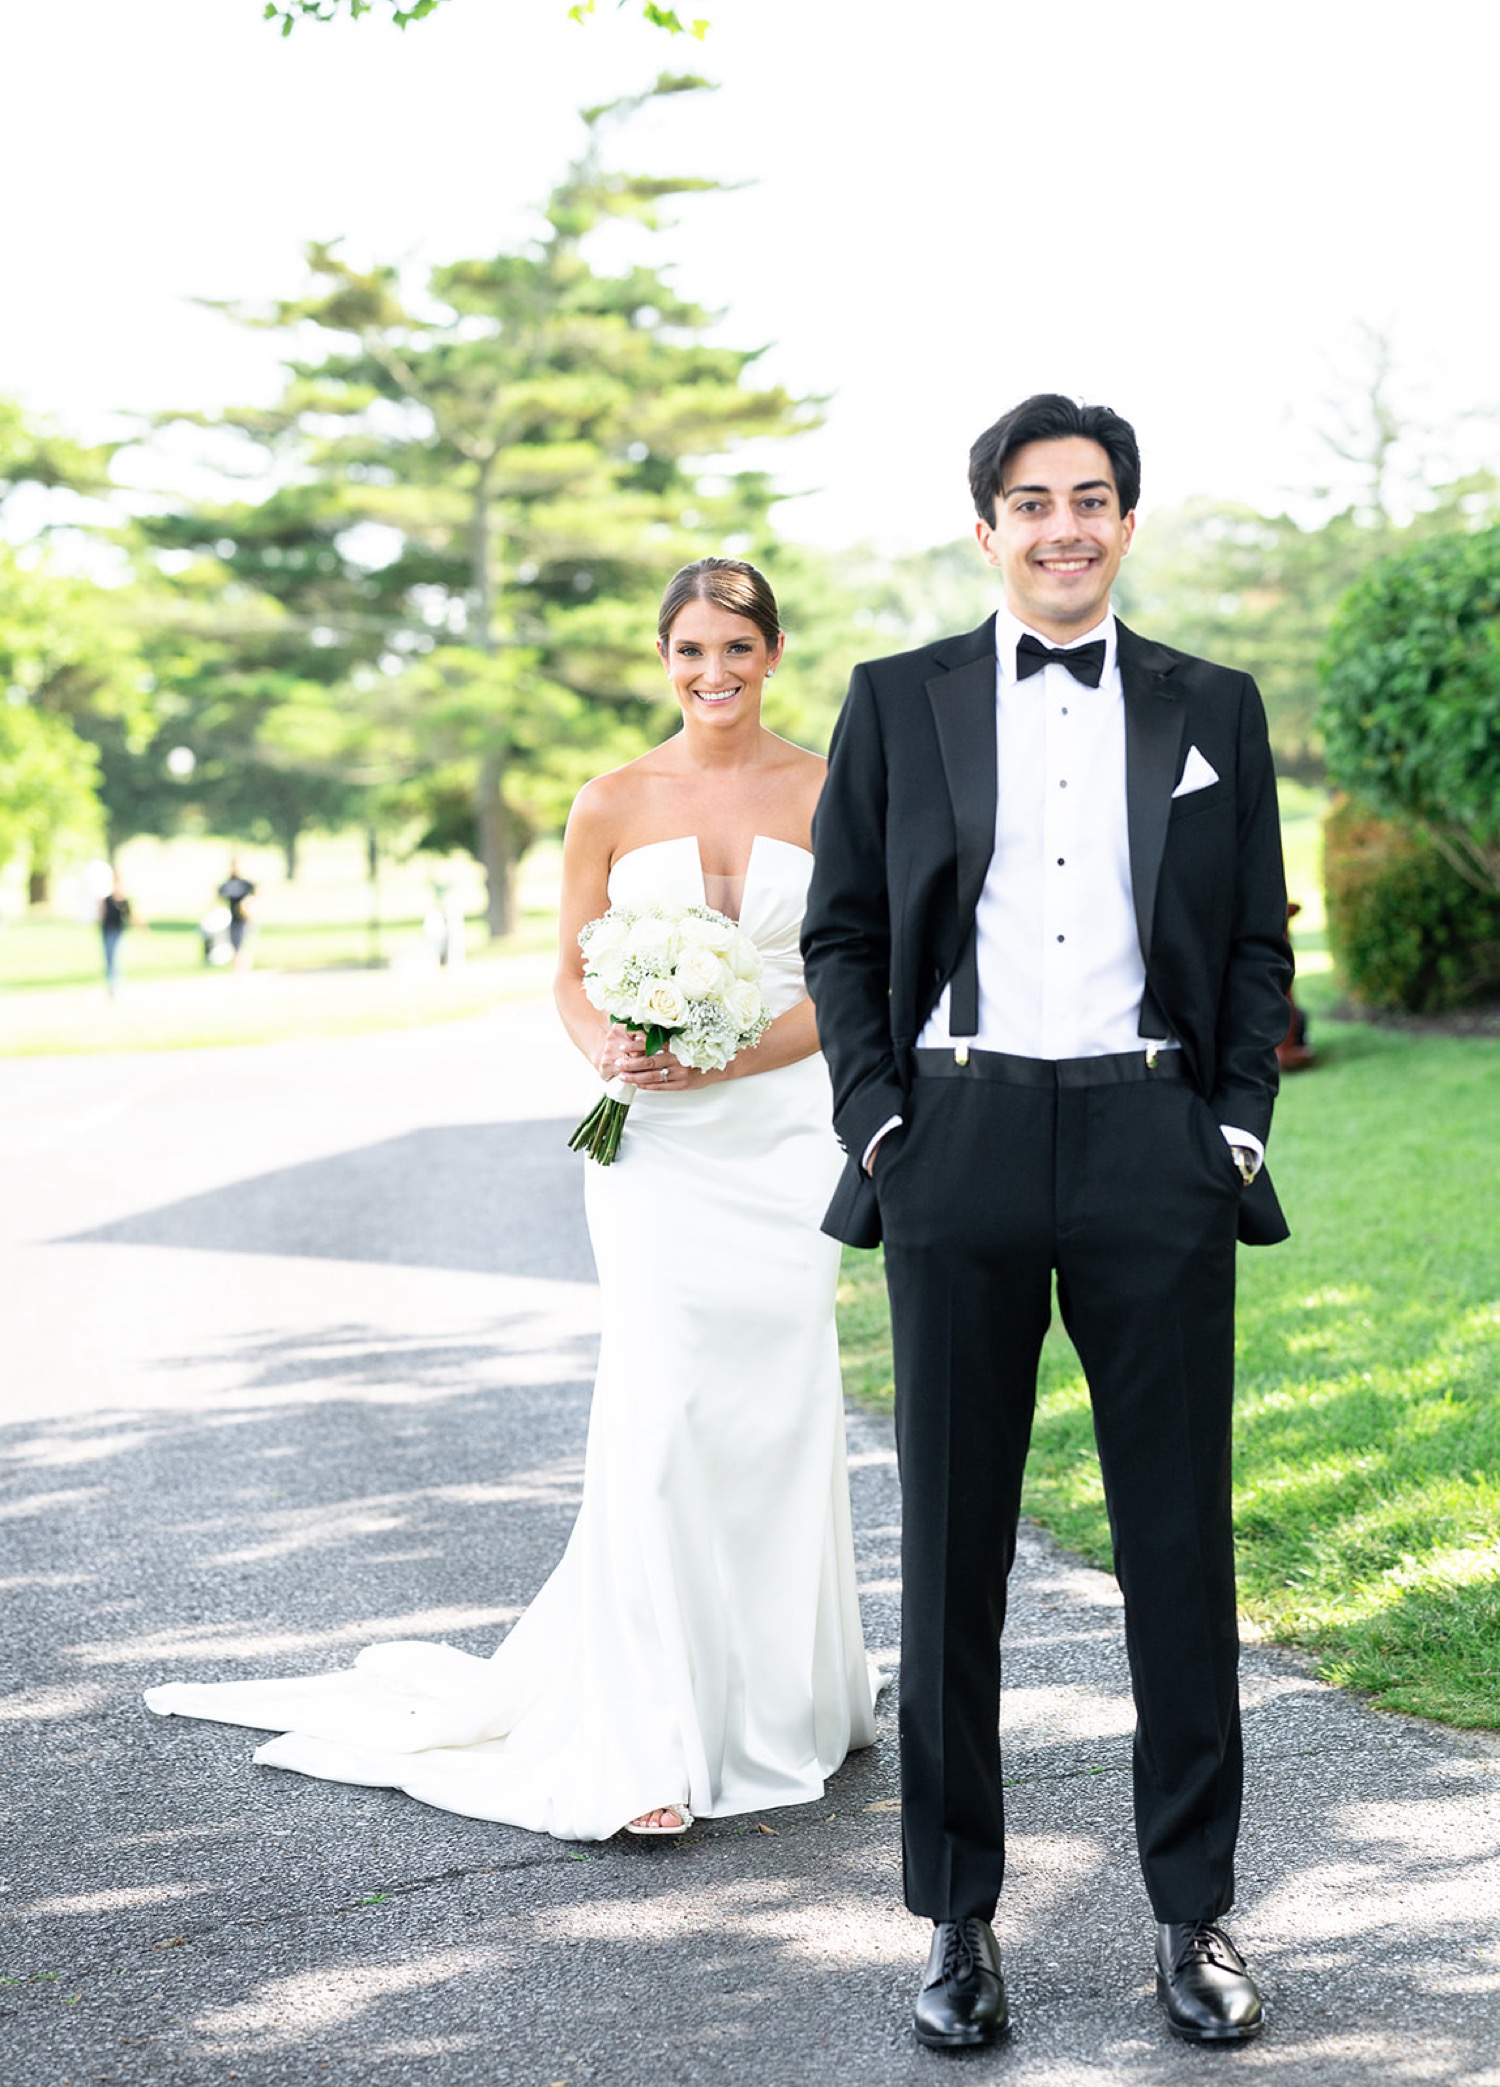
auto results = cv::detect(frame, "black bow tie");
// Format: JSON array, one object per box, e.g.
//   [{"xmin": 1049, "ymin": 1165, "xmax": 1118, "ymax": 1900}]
[{"xmin": 1015, "ymin": 633, "xmax": 1107, "ymax": 687}]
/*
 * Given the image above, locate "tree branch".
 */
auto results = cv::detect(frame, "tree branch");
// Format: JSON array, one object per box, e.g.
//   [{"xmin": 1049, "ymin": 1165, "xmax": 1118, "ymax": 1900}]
[{"xmin": 262, "ymin": 0, "xmax": 709, "ymax": 36}]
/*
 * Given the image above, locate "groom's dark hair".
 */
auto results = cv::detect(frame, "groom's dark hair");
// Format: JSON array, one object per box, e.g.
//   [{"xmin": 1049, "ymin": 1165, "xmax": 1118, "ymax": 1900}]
[{"xmin": 969, "ymin": 394, "xmax": 1141, "ymax": 522}]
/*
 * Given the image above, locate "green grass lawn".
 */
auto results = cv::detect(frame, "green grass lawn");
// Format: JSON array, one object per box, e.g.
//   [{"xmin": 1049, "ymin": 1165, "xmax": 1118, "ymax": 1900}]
[
  {"xmin": 837, "ymin": 987, "xmax": 1500, "ymax": 1730},
  {"xmin": 0, "ymin": 913, "xmax": 501, "ymax": 992},
  {"xmin": 0, "ymin": 947, "xmax": 560, "ymax": 1056}
]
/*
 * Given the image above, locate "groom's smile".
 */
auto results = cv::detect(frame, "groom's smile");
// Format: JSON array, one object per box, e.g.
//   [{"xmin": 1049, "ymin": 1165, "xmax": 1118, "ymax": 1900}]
[{"xmin": 975, "ymin": 433, "xmax": 1135, "ymax": 642}]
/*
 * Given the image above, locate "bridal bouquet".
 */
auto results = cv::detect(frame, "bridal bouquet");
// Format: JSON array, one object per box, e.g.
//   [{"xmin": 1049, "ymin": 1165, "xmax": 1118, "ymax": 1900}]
[{"xmin": 567, "ymin": 901, "xmax": 772, "ymax": 1164}]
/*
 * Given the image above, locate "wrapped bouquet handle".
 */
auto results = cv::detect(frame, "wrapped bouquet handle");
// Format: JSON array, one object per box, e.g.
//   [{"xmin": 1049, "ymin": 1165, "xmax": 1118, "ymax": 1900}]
[
  {"xmin": 567, "ymin": 904, "xmax": 770, "ymax": 1166},
  {"xmin": 568, "ymin": 1068, "xmax": 638, "ymax": 1166}
]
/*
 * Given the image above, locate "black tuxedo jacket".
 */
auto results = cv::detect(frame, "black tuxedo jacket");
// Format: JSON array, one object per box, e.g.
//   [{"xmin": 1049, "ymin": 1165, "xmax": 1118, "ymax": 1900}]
[{"xmin": 802, "ymin": 615, "xmax": 1294, "ymax": 1250}]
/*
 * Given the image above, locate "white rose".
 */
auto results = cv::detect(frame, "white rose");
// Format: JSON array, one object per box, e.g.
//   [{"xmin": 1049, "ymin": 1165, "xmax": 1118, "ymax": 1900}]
[
  {"xmin": 729, "ymin": 935, "xmax": 763, "ymax": 981},
  {"xmin": 626, "ymin": 915, "xmax": 676, "ymax": 965},
  {"xmin": 637, "ymin": 980, "xmax": 688, "ymax": 1030},
  {"xmin": 724, "ymin": 979, "xmax": 764, "ymax": 1032},
  {"xmin": 674, "ymin": 944, "xmax": 724, "ymax": 997},
  {"xmin": 582, "ymin": 913, "xmax": 630, "ymax": 958},
  {"xmin": 673, "ymin": 1033, "xmax": 731, "ymax": 1071},
  {"xmin": 589, "ymin": 945, "xmax": 632, "ymax": 993},
  {"xmin": 688, "ymin": 905, "xmax": 742, "ymax": 955},
  {"xmin": 680, "ymin": 912, "xmax": 736, "ymax": 956}
]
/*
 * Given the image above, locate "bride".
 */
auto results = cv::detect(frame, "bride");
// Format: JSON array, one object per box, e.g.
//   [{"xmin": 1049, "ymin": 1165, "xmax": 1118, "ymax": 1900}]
[{"xmin": 146, "ymin": 556, "xmax": 879, "ymax": 1839}]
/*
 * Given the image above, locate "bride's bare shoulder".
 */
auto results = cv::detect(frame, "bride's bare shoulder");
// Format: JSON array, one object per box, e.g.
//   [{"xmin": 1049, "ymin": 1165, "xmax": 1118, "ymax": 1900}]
[
  {"xmin": 570, "ymin": 748, "xmax": 668, "ymax": 819},
  {"xmin": 763, "ymin": 731, "xmax": 826, "ymax": 774},
  {"xmin": 566, "ymin": 752, "xmax": 685, "ymax": 871},
  {"xmin": 794, "ymin": 745, "xmax": 829, "ymax": 788},
  {"xmin": 763, "ymin": 736, "xmax": 827, "ymax": 820}
]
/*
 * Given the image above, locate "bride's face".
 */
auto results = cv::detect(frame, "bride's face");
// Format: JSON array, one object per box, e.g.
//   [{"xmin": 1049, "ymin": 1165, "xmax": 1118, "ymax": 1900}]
[{"xmin": 658, "ymin": 600, "xmax": 783, "ymax": 727}]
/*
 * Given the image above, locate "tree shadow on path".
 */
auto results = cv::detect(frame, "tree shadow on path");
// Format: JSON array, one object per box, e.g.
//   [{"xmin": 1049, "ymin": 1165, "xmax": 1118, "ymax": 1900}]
[{"xmin": 64, "ymin": 1120, "xmax": 596, "ymax": 1283}]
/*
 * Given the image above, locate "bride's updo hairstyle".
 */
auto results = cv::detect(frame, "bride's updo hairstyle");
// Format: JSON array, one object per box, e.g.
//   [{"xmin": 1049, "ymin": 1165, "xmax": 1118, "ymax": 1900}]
[{"xmin": 657, "ymin": 556, "xmax": 782, "ymax": 651}]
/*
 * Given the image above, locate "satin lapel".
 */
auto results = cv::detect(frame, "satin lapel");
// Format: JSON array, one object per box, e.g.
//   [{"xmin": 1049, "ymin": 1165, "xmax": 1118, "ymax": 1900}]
[
  {"xmin": 1119, "ymin": 622, "xmax": 1185, "ymax": 964},
  {"xmin": 926, "ymin": 647, "xmax": 998, "ymax": 928}
]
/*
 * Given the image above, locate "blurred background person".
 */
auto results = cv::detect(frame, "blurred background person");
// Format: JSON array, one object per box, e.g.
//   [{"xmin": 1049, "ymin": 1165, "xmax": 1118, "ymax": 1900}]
[
  {"xmin": 98, "ymin": 869, "xmax": 138, "ymax": 998},
  {"xmin": 217, "ymin": 859, "xmax": 257, "ymax": 972}
]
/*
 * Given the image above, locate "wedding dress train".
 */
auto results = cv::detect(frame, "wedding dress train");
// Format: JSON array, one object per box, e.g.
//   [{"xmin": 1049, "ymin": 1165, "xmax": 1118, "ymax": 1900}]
[{"xmin": 146, "ymin": 835, "xmax": 879, "ymax": 1837}]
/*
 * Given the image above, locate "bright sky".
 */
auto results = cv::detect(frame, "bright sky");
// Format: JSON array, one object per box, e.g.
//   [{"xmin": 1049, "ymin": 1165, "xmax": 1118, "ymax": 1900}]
[{"xmin": 3, "ymin": 0, "xmax": 1496, "ymax": 549}]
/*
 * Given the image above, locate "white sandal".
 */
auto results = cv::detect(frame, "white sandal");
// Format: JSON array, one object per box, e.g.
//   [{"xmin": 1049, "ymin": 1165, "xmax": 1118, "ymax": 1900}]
[{"xmin": 623, "ymin": 1804, "xmax": 694, "ymax": 1837}]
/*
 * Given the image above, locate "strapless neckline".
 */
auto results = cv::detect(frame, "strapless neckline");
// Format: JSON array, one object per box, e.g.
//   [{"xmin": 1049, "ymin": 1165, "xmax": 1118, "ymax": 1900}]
[{"xmin": 610, "ymin": 834, "xmax": 813, "ymax": 885}]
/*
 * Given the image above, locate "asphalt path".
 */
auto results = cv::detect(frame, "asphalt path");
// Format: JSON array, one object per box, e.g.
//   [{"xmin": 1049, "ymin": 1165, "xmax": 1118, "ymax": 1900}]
[{"xmin": 2, "ymin": 1002, "xmax": 1497, "ymax": 2085}]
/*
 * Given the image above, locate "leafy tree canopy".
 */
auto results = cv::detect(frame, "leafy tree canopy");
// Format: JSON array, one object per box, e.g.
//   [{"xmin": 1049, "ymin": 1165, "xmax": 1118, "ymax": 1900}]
[
  {"xmin": 0, "ymin": 398, "xmax": 157, "ymax": 890},
  {"xmin": 0, "ymin": 397, "xmax": 116, "ymax": 510},
  {"xmin": 0, "ymin": 544, "xmax": 134, "ymax": 877},
  {"xmin": 0, "ymin": 700, "xmax": 101, "ymax": 879}
]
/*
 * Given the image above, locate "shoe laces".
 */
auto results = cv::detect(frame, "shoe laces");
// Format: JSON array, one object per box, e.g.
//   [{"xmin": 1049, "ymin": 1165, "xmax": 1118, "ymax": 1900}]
[
  {"xmin": 1171, "ymin": 1922, "xmax": 1239, "ymax": 1973},
  {"xmin": 939, "ymin": 1918, "xmax": 989, "ymax": 1981}
]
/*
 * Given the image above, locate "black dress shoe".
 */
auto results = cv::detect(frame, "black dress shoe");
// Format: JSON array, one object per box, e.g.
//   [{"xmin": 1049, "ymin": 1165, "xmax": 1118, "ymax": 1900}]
[
  {"xmin": 913, "ymin": 1917, "xmax": 1010, "ymax": 2049},
  {"xmin": 1155, "ymin": 1921, "xmax": 1264, "ymax": 2043}
]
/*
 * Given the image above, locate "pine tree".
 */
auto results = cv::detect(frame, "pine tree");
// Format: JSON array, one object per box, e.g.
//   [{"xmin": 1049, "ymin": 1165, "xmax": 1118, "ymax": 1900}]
[{"xmin": 144, "ymin": 77, "xmax": 816, "ymax": 931}]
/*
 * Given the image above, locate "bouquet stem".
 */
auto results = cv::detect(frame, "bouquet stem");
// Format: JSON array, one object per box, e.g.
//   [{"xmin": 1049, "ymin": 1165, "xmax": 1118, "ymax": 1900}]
[{"xmin": 568, "ymin": 1075, "xmax": 635, "ymax": 1165}]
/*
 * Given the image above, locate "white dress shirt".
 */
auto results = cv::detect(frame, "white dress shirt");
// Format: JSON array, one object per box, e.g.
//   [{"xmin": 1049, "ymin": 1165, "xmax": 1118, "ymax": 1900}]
[
  {"xmin": 865, "ymin": 606, "xmax": 1262, "ymax": 1173},
  {"xmin": 919, "ymin": 606, "xmax": 1155, "ymax": 1058}
]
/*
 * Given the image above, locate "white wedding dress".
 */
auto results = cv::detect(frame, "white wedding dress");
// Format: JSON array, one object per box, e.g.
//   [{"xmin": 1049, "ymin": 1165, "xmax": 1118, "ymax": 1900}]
[{"xmin": 146, "ymin": 834, "xmax": 878, "ymax": 1838}]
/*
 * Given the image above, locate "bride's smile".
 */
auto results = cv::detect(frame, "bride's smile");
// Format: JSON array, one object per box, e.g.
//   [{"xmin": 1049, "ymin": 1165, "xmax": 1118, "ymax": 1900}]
[{"xmin": 657, "ymin": 595, "xmax": 784, "ymax": 723}]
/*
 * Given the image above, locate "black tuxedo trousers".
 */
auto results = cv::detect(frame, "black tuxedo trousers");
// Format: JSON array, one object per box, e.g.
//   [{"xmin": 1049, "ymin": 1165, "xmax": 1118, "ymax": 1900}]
[{"xmin": 878, "ymin": 1054, "xmax": 1244, "ymax": 1926}]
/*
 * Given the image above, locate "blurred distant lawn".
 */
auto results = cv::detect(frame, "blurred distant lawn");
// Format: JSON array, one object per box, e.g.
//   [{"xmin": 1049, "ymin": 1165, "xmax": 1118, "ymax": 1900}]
[
  {"xmin": 0, "ymin": 831, "xmax": 562, "ymax": 1054},
  {"xmin": 0, "ymin": 946, "xmax": 560, "ymax": 1056},
  {"xmin": 837, "ymin": 784, "xmax": 1500, "ymax": 1731},
  {"xmin": 0, "ymin": 913, "xmax": 501, "ymax": 991}
]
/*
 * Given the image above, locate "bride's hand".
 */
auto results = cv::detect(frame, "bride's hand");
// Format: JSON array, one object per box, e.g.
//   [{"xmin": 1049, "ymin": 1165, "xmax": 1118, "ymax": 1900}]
[{"xmin": 598, "ymin": 1029, "xmax": 698, "ymax": 1092}]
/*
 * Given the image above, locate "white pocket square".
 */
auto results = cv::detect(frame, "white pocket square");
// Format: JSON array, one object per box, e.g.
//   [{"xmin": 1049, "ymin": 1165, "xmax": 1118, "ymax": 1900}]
[{"xmin": 1172, "ymin": 745, "xmax": 1220, "ymax": 798}]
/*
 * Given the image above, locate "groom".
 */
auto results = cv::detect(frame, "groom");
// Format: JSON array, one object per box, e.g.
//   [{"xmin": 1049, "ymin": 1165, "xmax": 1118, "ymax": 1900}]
[{"xmin": 802, "ymin": 395, "xmax": 1292, "ymax": 2050}]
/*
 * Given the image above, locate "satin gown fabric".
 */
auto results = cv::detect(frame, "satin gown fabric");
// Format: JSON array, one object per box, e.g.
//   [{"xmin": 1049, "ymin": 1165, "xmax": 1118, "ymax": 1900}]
[{"xmin": 145, "ymin": 834, "xmax": 878, "ymax": 1838}]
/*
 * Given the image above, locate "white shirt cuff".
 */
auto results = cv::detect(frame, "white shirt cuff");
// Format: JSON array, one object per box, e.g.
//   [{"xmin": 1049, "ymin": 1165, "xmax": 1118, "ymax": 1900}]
[
  {"xmin": 862, "ymin": 1115, "xmax": 903, "ymax": 1174},
  {"xmin": 1219, "ymin": 1125, "xmax": 1264, "ymax": 1176}
]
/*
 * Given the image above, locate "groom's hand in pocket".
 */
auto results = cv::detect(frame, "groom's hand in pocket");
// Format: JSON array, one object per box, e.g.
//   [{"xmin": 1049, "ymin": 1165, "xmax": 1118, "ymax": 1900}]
[{"xmin": 864, "ymin": 1123, "xmax": 902, "ymax": 1176}]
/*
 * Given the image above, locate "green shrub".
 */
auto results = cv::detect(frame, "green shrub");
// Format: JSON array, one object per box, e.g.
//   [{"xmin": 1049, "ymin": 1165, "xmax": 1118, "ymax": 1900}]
[
  {"xmin": 1323, "ymin": 797, "xmax": 1500, "ymax": 1011},
  {"xmin": 1319, "ymin": 525, "xmax": 1500, "ymax": 895}
]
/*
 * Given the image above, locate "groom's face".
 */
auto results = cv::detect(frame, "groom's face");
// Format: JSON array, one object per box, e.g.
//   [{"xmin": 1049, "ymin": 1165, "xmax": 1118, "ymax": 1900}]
[{"xmin": 975, "ymin": 435, "xmax": 1135, "ymax": 643}]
